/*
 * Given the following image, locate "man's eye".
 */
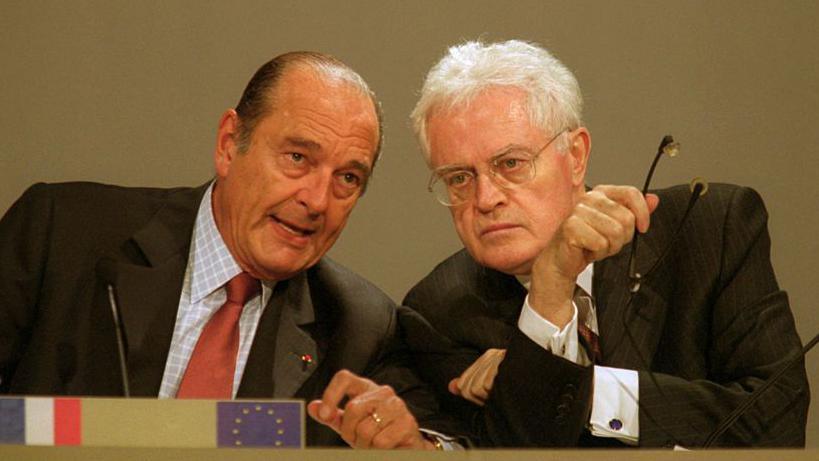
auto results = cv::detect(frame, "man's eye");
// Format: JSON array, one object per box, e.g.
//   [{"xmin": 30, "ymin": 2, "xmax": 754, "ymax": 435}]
[
  {"xmin": 341, "ymin": 172, "xmax": 361, "ymax": 186},
  {"xmin": 288, "ymin": 152, "xmax": 305, "ymax": 163},
  {"xmin": 497, "ymin": 157, "xmax": 527, "ymax": 171},
  {"xmin": 445, "ymin": 172, "xmax": 471, "ymax": 187}
]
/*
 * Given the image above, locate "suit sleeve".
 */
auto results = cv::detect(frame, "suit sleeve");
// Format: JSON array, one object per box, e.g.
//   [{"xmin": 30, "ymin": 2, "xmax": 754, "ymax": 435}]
[
  {"xmin": 399, "ymin": 300, "xmax": 594, "ymax": 447},
  {"xmin": 637, "ymin": 186, "xmax": 809, "ymax": 447},
  {"xmin": 0, "ymin": 184, "xmax": 52, "ymax": 393},
  {"xmin": 358, "ymin": 305, "xmax": 471, "ymax": 442},
  {"xmin": 485, "ymin": 329, "xmax": 594, "ymax": 446}
]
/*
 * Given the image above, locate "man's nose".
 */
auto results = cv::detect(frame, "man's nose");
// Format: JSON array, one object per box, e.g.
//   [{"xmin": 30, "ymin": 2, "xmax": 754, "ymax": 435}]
[
  {"xmin": 296, "ymin": 172, "xmax": 332, "ymax": 217},
  {"xmin": 473, "ymin": 174, "xmax": 507, "ymax": 213}
]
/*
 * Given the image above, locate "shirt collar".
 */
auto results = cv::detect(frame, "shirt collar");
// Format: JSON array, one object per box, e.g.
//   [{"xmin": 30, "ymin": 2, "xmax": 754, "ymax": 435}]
[
  {"xmin": 577, "ymin": 264, "xmax": 593, "ymax": 295},
  {"xmin": 188, "ymin": 182, "xmax": 243, "ymax": 303}
]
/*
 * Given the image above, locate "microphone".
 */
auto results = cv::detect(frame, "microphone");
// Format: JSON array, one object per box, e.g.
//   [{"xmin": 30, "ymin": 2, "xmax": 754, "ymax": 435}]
[
  {"xmin": 96, "ymin": 258, "xmax": 131, "ymax": 397},
  {"xmin": 640, "ymin": 177, "xmax": 709, "ymax": 281},
  {"xmin": 702, "ymin": 331, "xmax": 819, "ymax": 447},
  {"xmin": 628, "ymin": 134, "xmax": 687, "ymax": 292},
  {"xmin": 622, "ymin": 176, "xmax": 813, "ymax": 447},
  {"xmin": 617, "ymin": 137, "xmax": 713, "ymax": 446}
]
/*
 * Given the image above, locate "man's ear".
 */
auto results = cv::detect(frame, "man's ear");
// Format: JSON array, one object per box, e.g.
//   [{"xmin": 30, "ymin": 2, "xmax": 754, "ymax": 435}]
[
  {"xmin": 214, "ymin": 109, "xmax": 241, "ymax": 178},
  {"xmin": 567, "ymin": 127, "xmax": 591, "ymax": 187}
]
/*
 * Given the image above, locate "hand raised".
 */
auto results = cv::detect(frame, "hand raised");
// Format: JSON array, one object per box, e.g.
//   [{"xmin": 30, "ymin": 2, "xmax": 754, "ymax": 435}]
[{"xmin": 529, "ymin": 185, "xmax": 659, "ymax": 327}]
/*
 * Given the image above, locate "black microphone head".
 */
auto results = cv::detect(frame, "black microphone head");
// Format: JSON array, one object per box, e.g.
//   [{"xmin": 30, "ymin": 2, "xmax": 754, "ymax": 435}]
[
  {"xmin": 95, "ymin": 257, "xmax": 119, "ymax": 285},
  {"xmin": 689, "ymin": 177, "xmax": 709, "ymax": 197}
]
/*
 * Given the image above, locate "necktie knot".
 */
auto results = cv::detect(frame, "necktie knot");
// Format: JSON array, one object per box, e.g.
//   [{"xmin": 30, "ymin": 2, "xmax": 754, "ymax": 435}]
[{"xmin": 226, "ymin": 272, "xmax": 260, "ymax": 306}]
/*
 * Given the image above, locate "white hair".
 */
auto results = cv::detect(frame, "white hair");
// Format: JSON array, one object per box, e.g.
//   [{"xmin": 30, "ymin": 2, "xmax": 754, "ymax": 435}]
[{"xmin": 411, "ymin": 40, "xmax": 584, "ymax": 161}]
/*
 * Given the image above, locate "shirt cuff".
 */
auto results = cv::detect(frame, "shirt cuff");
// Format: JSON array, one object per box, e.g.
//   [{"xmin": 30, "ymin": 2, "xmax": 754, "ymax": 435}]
[
  {"xmin": 419, "ymin": 428, "xmax": 464, "ymax": 450},
  {"xmin": 518, "ymin": 294, "xmax": 583, "ymax": 363},
  {"xmin": 590, "ymin": 366, "xmax": 639, "ymax": 445}
]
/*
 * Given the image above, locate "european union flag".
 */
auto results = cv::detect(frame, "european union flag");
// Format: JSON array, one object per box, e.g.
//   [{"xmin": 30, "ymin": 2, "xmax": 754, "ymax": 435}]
[
  {"xmin": 0, "ymin": 398, "xmax": 24, "ymax": 444},
  {"xmin": 216, "ymin": 401, "xmax": 302, "ymax": 448}
]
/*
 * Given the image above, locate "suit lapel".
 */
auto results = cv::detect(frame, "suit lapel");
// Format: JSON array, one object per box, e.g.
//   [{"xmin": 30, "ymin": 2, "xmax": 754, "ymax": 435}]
[
  {"xmin": 596, "ymin": 230, "xmax": 670, "ymax": 370},
  {"xmin": 105, "ymin": 256, "xmax": 187, "ymax": 395},
  {"xmin": 95, "ymin": 185, "xmax": 204, "ymax": 396},
  {"xmin": 271, "ymin": 272, "xmax": 319, "ymax": 398}
]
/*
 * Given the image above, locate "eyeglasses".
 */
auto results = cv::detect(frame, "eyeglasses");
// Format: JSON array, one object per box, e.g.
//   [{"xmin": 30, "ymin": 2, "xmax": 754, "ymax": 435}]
[{"xmin": 427, "ymin": 129, "xmax": 568, "ymax": 207}]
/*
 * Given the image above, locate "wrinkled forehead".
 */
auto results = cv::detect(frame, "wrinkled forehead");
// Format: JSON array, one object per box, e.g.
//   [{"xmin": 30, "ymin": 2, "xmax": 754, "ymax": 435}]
[
  {"xmin": 429, "ymin": 85, "xmax": 531, "ymax": 123},
  {"xmin": 275, "ymin": 67, "xmax": 375, "ymax": 111},
  {"xmin": 426, "ymin": 87, "xmax": 542, "ymax": 167},
  {"xmin": 273, "ymin": 69, "xmax": 379, "ymax": 140}
]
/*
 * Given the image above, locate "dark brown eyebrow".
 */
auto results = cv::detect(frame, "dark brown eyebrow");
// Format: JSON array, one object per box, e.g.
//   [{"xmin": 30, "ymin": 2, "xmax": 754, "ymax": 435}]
[
  {"xmin": 345, "ymin": 160, "xmax": 372, "ymax": 179},
  {"xmin": 280, "ymin": 136, "xmax": 373, "ymax": 184},
  {"xmin": 283, "ymin": 136, "xmax": 322, "ymax": 151}
]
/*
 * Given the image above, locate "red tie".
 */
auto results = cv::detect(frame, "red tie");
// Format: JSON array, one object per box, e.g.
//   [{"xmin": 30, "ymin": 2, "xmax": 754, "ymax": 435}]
[
  {"xmin": 177, "ymin": 272, "xmax": 260, "ymax": 399},
  {"xmin": 574, "ymin": 286, "xmax": 603, "ymax": 364}
]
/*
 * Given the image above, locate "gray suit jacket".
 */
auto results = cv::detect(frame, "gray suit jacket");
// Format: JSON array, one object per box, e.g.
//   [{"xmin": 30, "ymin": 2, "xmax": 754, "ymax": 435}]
[
  {"xmin": 401, "ymin": 183, "xmax": 809, "ymax": 447},
  {"xmin": 0, "ymin": 182, "xmax": 447, "ymax": 446}
]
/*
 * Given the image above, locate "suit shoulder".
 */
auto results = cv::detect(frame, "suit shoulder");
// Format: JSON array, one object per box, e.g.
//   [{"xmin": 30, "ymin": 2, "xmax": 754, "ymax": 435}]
[
  {"xmin": 403, "ymin": 248, "xmax": 495, "ymax": 313},
  {"xmin": 406, "ymin": 248, "xmax": 475, "ymax": 293},
  {"xmin": 645, "ymin": 183, "xmax": 773, "ymax": 283},
  {"xmin": 9, "ymin": 181, "xmax": 201, "ymax": 217},
  {"xmin": 309, "ymin": 257, "xmax": 397, "ymax": 324},
  {"xmin": 651, "ymin": 182, "xmax": 767, "ymax": 231},
  {"xmin": 30, "ymin": 181, "xmax": 196, "ymax": 207},
  {"xmin": 654, "ymin": 182, "xmax": 764, "ymax": 209},
  {"xmin": 3, "ymin": 181, "xmax": 206, "ymax": 256}
]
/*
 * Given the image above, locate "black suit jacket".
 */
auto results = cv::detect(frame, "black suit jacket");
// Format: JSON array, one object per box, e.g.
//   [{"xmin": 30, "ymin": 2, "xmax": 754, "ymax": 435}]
[
  {"xmin": 401, "ymin": 183, "xmax": 809, "ymax": 448},
  {"xmin": 0, "ymin": 182, "xmax": 447, "ymax": 446}
]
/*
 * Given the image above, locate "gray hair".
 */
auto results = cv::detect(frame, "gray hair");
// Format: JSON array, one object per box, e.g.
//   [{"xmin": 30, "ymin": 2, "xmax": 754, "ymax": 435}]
[{"xmin": 411, "ymin": 40, "xmax": 583, "ymax": 161}]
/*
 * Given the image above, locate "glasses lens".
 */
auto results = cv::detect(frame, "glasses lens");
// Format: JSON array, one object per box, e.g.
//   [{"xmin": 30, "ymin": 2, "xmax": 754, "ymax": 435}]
[
  {"xmin": 430, "ymin": 170, "xmax": 476, "ymax": 206},
  {"xmin": 492, "ymin": 150, "xmax": 536, "ymax": 185},
  {"xmin": 430, "ymin": 177, "xmax": 456, "ymax": 206}
]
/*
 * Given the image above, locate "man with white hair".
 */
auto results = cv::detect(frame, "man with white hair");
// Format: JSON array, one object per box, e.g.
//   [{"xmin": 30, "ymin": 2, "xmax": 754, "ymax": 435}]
[{"xmin": 400, "ymin": 40, "xmax": 809, "ymax": 447}]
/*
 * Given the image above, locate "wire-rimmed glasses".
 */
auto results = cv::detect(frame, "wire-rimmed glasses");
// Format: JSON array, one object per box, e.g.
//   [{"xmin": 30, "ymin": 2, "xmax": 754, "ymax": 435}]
[{"xmin": 427, "ymin": 129, "xmax": 568, "ymax": 207}]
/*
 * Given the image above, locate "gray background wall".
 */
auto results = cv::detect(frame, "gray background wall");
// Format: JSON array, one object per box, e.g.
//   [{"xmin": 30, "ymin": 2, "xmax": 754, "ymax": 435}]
[{"xmin": 2, "ymin": 0, "xmax": 817, "ymax": 447}]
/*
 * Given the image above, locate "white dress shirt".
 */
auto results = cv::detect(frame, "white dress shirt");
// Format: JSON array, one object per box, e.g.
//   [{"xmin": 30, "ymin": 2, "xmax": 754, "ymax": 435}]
[
  {"xmin": 158, "ymin": 183, "xmax": 274, "ymax": 398},
  {"xmin": 517, "ymin": 265, "xmax": 640, "ymax": 445}
]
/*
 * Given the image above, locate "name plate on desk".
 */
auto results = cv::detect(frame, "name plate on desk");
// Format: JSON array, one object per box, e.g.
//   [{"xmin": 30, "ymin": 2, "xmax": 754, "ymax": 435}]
[{"xmin": 0, "ymin": 397, "xmax": 303, "ymax": 449}]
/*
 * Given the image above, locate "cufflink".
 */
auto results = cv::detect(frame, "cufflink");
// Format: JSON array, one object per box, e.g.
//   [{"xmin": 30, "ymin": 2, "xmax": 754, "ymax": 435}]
[{"xmin": 608, "ymin": 418, "xmax": 623, "ymax": 431}]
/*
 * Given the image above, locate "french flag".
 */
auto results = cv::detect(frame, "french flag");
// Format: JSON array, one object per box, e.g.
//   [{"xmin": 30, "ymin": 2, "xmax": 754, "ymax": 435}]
[{"xmin": 0, "ymin": 397, "xmax": 81, "ymax": 445}]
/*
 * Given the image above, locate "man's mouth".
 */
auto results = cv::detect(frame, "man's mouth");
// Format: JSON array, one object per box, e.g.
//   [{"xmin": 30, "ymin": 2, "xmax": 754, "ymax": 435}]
[
  {"xmin": 480, "ymin": 223, "xmax": 520, "ymax": 236},
  {"xmin": 270, "ymin": 215, "xmax": 316, "ymax": 237}
]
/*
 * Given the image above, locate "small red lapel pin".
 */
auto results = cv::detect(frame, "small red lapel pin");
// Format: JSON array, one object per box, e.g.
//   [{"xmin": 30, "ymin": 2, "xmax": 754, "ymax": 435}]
[{"xmin": 299, "ymin": 353, "xmax": 313, "ymax": 371}]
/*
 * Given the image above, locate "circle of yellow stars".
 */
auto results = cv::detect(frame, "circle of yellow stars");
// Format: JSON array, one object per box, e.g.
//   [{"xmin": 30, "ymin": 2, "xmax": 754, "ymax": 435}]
[{"xmin": 230, "ymin": 404, "xmax": 287, "ymax": 447}]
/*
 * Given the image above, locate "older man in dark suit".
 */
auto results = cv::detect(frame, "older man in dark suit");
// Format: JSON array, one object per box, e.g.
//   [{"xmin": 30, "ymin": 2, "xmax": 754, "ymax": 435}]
[
  {"xmin": 0, "ymin": 51, "xmax": 447, "ymax": 449},
  {"xmin": 400, "ymin": 40, "xmax": 809, "ymax": 448}
]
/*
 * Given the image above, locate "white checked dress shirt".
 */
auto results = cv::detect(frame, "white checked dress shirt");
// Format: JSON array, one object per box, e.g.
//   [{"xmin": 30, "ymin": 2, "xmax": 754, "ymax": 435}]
[{"xmin": 158, "ymin": 183, "xmax": 273, "ymax": 398}]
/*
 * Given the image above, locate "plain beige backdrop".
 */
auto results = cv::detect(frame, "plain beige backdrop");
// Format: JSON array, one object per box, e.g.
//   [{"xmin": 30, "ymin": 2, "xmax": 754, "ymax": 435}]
[{"xmin": 2, "ymin": 0, "xmax": 817, "ymax": 448}]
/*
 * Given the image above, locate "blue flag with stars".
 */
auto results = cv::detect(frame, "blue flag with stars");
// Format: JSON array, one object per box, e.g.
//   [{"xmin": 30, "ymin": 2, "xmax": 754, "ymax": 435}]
[{"xmin": 217, "ymin": 401, "xmax": 303, "ymax": 448}]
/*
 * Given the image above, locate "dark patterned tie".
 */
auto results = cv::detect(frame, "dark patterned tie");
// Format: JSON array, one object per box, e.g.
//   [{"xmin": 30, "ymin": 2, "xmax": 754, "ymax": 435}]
[
  {"xmin": 177, "ymin": 272, "xmax": 260, "ymax": 398},
  {"xmin": 574, "ymin": 286, "xmax": 602, "ymax": 364}
]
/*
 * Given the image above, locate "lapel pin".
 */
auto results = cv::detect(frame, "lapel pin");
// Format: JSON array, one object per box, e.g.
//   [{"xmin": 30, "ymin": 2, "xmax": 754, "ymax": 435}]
[{"xmin": 299, "ymin": 353, "xmax": 313, "ymax": 371}]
